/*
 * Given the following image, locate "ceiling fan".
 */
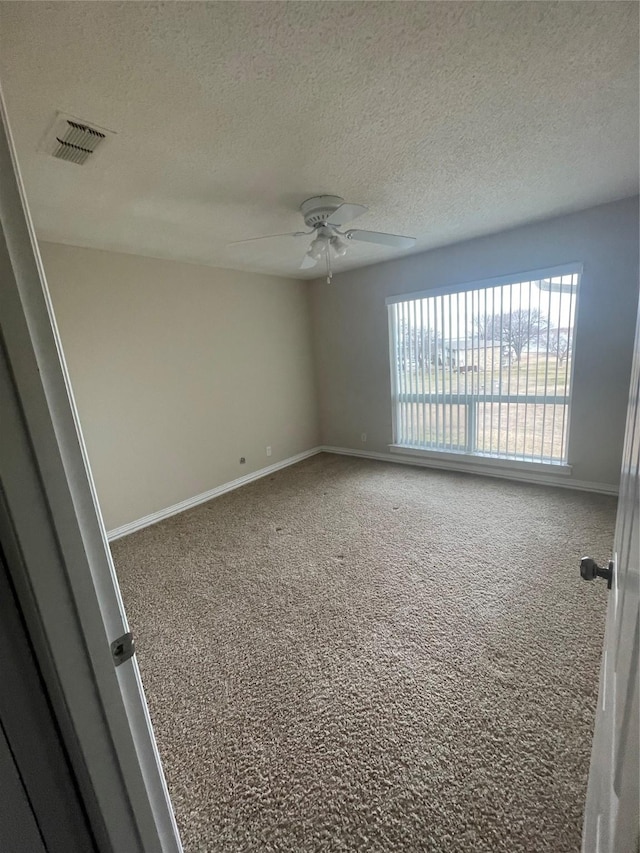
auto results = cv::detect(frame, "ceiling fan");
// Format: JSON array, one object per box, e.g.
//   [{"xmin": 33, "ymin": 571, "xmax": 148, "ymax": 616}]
[{"xmin": 229, "ymin": 195, "xmax": 416, "ymax": 282}]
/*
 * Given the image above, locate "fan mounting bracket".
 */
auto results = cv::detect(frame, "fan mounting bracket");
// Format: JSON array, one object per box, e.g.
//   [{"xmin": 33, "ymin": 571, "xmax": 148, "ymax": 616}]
[{"xmin": 300, "ymin": 195, "xmax": 344, "ymax": 229}]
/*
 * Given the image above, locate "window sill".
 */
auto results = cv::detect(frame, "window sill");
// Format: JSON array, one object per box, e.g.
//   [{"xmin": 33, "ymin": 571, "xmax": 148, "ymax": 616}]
[{"xmin": 388, "ymin": 444, "xmax": 572, "ymax": 475}]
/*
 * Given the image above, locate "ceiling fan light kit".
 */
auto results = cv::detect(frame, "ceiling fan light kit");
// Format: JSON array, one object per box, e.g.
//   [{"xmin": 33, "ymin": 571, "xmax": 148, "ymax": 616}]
[{"xmin": 230, "ymin": 195, "xmax": 416, "ymax": 282}]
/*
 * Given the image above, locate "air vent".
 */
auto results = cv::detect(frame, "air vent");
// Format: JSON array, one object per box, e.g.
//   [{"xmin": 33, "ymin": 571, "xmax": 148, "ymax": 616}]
[
  {"xmin": 53, "ymin": 120, "xmax": 105, "ymax": 164},
  {"xmin": 40, "ymin": 112, "xmax": 115, "ymax": 165}
]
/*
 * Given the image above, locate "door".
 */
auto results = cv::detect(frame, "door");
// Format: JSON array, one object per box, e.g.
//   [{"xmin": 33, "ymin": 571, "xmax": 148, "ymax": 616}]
[
  {"xmin": 0, "ymin": 83, "xmax": 182, "ymax": 850},
  {"xmin": 582, "ymin": 300, "xmax": 640, "ymax": 852}
]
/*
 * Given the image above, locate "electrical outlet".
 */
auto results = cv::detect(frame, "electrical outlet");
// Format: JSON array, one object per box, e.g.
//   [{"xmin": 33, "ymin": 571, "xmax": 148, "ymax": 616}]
[
  {"xmin": 266, "ymin": 446, "xmax": 272, "ymax": 457},
  {"xmin": 361, "ymin": 433, "xmax": 367, "ymax": 443},
  {"xmin": 239, "ymin": 457, "xmax": 246, "ymax": 464}
]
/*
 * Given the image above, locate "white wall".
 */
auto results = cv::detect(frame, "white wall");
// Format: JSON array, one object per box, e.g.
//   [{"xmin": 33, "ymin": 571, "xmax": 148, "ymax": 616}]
[
  {"xmin": 40, "ymin": 243, "xmax": 319, "ymax": 531},
  {"xmin": 311, "ymin": 197, "xmax": 639, "ymax": 490}
]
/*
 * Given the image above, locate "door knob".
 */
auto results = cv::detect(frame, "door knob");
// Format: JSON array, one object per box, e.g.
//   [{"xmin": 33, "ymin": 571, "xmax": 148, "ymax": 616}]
[{"xmin": 580, "ymin": 557, "xmax": 613, "ymax": 590}]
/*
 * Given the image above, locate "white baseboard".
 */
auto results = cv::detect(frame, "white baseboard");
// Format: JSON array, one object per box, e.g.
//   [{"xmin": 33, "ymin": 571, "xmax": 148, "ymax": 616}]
[
  {"xmin": 108, "ymin": 442, "xmax": 616, "ymax": 540},
  {"xmin": 321, "ymin": 445, "xmax": 618, "ymax": 496},
  {"xmin": 107, "ymin": 447, "xmax": 323, "ymax": 541}
]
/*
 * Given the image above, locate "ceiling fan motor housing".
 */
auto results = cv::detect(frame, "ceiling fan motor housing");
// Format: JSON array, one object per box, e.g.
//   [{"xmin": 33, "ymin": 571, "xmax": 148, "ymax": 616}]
[{"xmin": 300, "ymin": 195, "xmax": 344, "ymax": 229}]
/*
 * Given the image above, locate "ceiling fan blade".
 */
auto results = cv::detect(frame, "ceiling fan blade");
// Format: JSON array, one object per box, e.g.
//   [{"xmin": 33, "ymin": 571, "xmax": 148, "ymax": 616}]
[
  {"xmin": 326, "ymin": 203, "xmax": 368, "ymax": 226},
  {"xmin": 345, "ymin": 229, "xmax": 416, "ymax": 249},
  {"xmin": 300, "ymin": 254, "xmax": 318, "ymax": 270},
  {"xmin": 228, "ymin": 231, "xmax": 309, "ymax": 247}
]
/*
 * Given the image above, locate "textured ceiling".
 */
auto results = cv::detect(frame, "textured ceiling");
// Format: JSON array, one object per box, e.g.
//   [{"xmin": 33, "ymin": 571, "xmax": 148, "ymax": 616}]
[{"xmin": 0, "ymin": 1, "xmax": 638, "ymax": 279}]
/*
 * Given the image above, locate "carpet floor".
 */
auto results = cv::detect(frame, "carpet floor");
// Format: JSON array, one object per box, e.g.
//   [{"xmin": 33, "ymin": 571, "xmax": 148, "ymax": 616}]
[{"xmin": 111, "ymin": 453, "xmax": 616, "ymax": 853}]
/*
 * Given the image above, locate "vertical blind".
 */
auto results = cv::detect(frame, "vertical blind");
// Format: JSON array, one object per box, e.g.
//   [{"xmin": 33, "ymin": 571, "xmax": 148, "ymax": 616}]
[{"xmin": 388, "ymin": 267, "xmax": 580, "ymax": 464}]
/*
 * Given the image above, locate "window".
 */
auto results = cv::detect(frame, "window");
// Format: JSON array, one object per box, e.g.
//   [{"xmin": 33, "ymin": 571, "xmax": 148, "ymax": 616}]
[{"xmin": 387, "ymin": 265, "xmax": 580, "ymax": 465}]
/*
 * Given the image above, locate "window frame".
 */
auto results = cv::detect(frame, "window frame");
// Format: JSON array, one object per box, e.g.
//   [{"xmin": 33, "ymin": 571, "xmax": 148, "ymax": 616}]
[{"xmin": 386, "ymin": 263, "xmax": 583, "ymax": 470}]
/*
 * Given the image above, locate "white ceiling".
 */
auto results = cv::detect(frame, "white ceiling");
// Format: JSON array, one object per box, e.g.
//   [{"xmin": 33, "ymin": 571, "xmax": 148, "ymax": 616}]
[{"xmin": 0, "ymin": 1, "xmax": 638, "ymax": 279}]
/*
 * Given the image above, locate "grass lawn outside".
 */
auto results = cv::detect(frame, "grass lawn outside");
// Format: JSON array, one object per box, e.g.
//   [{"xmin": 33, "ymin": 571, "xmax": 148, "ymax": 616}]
[
  {"xmin": 396, "ymin": 354, "xmax": 571, "ymax": 461},
  {"xmin": 400, "ymin": 353, "xmax": 570, "ymax": 397}
]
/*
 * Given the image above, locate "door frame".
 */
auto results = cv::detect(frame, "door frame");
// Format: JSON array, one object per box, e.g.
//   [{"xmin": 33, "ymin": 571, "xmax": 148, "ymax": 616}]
[{"xmin": 0, "ymin": 86, "xmax": 182, "ymax": 852}]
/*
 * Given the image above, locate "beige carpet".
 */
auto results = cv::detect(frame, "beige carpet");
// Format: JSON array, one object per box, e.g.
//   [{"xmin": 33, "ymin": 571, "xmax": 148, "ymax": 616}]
[{"xmin": 111, "ymin": 453, "xmax": 616, "ymax": 853}]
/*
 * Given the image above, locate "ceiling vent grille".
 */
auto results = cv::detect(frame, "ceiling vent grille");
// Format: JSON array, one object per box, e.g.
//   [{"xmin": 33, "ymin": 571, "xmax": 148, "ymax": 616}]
[
  {"xmin": 53, "ymin": 120, "xmax": 105, "ymax": 164},
  {"xmin": 40, "ymin": 112, "xmax": 115, "ymax": 165}
]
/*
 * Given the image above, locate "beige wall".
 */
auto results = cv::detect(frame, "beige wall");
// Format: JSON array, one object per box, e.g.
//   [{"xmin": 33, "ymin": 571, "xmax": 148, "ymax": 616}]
[
  {"xmin": 310, "ymin": 197, "xmax": 639, "ymax": 489},
  {"xmin": 40, "ymin": 243, "xmax": 319, "ymax": 531},
  {"xmin": 39, "ymin": 197, "xmax": 639, "ymax": 533}
]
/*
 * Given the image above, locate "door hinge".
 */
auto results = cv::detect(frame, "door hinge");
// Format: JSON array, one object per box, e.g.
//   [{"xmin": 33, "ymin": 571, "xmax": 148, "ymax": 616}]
[{"xmin": 110, "ymin": 632, "xmax": 135, "ymax": 667}]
